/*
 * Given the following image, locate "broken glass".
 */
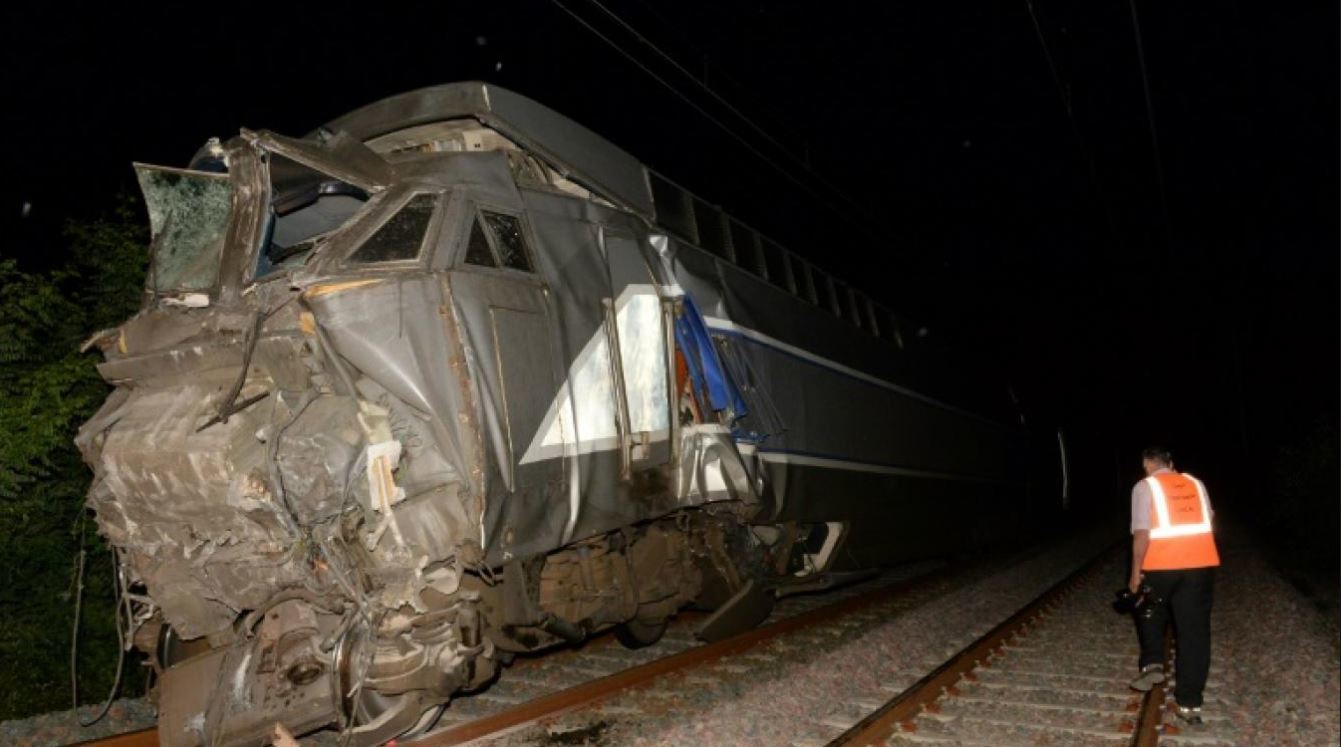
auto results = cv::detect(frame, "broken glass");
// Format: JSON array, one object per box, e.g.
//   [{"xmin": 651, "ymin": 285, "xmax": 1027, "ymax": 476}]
[
  {"xmin": 348, "ymin": 193, "xmax": 436, "ymax": 263},
  {"xmin": 463, "ymin": 219, "xmax": 497, "ymax": 267},
  {"xmin": 482, "ymin": 211, "xmax": 532, "ymax": 271},
  {"xmin": 135, "ymin": 164, "xmax": 232, "ymax": 293}
]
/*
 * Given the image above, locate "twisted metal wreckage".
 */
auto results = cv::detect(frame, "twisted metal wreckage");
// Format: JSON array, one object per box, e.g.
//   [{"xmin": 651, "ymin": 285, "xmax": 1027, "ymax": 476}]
[{"xmin": 76, "ymin": 83, "xmax": 1046, "ymax": 746}]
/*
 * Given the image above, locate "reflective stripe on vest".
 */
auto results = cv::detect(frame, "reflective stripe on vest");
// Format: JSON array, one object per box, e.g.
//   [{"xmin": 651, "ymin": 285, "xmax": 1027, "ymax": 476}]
[{"xmin": 1145, "ymin": 472, "xmax": 1212, "ymax": 539}]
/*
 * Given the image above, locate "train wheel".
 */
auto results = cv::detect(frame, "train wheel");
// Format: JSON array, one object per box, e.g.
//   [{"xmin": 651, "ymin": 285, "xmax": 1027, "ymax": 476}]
[{"xmin": 614, "ymin": 617, "xmax": 668, "ymax": 649}]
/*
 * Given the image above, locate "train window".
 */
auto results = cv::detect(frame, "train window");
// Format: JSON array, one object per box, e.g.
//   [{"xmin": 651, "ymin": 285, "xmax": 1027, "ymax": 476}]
[
  {"xmin": 877, "ymin": 305, "xmax": 905, "ymax": 348},
  {"xmin": 831, "ymin": 280, "xmax": 848, "ymax": 321},
  {"xmin": 348, "ymin": 193, "xmax": 436, "ymax": 264},
  {"xmin": 649, "ymin": 172, "xmax": 696, "ymax": 243},
  {"xmin": 256, "ymin": 155, "xmax": 369, "ymax": 278},
  {"xmin": 858, "ymin": 293, "xmax": 881, "ymax": 336},
  {"xmin": 761, "ymin": 239, "xmax": 792, "ymax": 292},
  {"xmin": 693, "ymin": 199, "xmax": 730, "ymax": 261},
  {"xmin": 729, "ymin": 220, "xmax": 761, "ymax": 276},
  {"xmin": 136, "ymin": 164, "xmax": 231, "ymax": 292},
  {"xmin": 463, "ymin": 219, "xmax": 496, "ymax": 267},
  {"xmin": 846, "ymin": 287, "xmax": 864, "ymax": 330},
  {"xmin": 791, "ymin": 256, "xmax": 816, "ymax": 303},
  {"xmin": 812, "ymin": 269, "xmax": 836, "ymax": 314},
  {"xmin": 482, "ymin": 211, "xmax": 533, "ymax": 271}
]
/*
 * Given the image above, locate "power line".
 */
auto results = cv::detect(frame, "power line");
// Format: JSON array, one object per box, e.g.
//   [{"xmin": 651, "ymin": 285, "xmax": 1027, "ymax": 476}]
[
  {"xmin": 625, "ymin": 0, "xmax": 811, "ymax": 152},
  {"xmin": 1127, "ymin": 0, "xmax": 1172, "ymax": 242},
  {"xmin": 549, "ymin": 0, "xmax": 879, "ymax": 237},
  {"xmin": 1023, "ymin": 0, "xmax": 1118, "ymax": 243},
  {"xmin": 584, "ymin": 0, "xmax": 798, "ymax": 159}
]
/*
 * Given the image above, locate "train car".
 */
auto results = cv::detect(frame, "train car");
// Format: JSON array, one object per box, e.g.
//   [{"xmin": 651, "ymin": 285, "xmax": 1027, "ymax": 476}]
[{"xmin": 75, "ymin": 82, "xmax": 1056, "ymax": 747}]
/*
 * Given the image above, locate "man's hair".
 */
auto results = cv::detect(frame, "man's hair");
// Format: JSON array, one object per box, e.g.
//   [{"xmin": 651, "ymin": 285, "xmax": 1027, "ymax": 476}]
[{"xmin": 1142, "ymin": 447, "xmax": 1172, "ymax": 466}]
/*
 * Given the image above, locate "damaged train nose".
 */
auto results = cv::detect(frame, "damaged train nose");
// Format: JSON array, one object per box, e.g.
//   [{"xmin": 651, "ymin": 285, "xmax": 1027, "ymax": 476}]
[
  {"xmin": 77, "ymin": 122, "xmax": 501, "ymax": 746},
  {"xmin": 79, "ymin": 318, "xmax": 496, "ymax": 746}
]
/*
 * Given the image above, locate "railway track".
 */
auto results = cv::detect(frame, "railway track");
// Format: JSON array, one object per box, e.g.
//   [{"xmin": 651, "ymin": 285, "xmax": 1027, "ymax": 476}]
[
  {"xmin": 405, "ymin": 539, "xmax": 1126, "ymax": 746},
  {"xmin": 76, "ymin": 536, "xmax": 1209, "ymax": 747},
  {"xmin": 828, "ymin": 552, "xmax": 1235, "ymax": 747},
  {"xmin": 68, "ymin": 560, "xmax": 943, "ymax": 747}
]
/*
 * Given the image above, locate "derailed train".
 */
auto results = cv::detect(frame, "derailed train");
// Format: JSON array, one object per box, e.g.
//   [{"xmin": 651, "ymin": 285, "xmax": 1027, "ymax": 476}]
[{"xmin": 76, "ymin": 82, "xmax": 1063, "ymax": 746}]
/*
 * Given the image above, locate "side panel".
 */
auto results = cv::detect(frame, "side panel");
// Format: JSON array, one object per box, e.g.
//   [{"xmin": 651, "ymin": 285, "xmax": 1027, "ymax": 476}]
[
  {"xmin": 662, "ymin": 240, "xmax": 1030, "ymax": 567},
  {"xmin": 491, "ymin": 306, "xmax": 559, "ymax": 490}
]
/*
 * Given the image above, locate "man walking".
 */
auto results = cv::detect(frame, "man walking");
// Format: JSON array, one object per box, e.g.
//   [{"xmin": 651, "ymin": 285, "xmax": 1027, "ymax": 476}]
[{"xmin": 1127, "ymin": 447, "xmax": 1220, "ymax": 725}]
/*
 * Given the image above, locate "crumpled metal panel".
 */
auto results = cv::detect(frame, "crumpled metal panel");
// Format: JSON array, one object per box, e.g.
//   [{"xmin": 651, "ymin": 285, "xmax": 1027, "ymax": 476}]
[
  {"xmin": 303, "ymin": 276, "xmax": 473, "ymax": 498},
  {"xmin": 244, "ymin": 128, "xmax": 393, "ymax": 192},
  {"xmin": 312, "ymin": 82, "xmax": 655, "ymax": 216},
  {"xmin": 81, "ymin": 374, "xmax": 311, "ymax": 638}
]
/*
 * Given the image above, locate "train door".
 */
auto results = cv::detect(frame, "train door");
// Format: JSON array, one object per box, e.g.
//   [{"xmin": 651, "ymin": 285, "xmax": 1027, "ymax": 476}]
[
  {"xmin": 600, "ymin": 227, "xmax": 673, "ymax": 478},
  {"xmin": 450, "ymin": 205, "xmax": 566, "ymax": 557}
]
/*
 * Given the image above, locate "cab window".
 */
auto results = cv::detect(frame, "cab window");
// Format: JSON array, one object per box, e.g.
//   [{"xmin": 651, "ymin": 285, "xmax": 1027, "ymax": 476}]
[
  {"xmin": 463, "ymin": 210, "xmax": 534, "ymax": 272},
  {"xmin": 257, "ymin": 155, "xmax": 368, "ymax": 278},
  {"xmin": 348, "ymin": 193, "xmax": 437, "ymax": 264},
  {"xmin": 464, "ymin": 220, "xmax": 496, "ymax": 267},
  {"xmin": 135, "ymin": 164, "xmax": 232, "ymax": 293}
]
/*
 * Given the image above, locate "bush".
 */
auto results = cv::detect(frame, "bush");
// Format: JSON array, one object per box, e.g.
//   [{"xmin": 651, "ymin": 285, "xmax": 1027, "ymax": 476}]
[{"xmin": 0, "ymin": 197, "xmax": 148, "ymax": 719}]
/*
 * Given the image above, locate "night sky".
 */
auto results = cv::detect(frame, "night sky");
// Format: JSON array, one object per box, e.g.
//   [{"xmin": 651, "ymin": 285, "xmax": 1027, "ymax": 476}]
[{"xmin": 2, "ymin": 2, "xmax": 1335, "ymax": 525}]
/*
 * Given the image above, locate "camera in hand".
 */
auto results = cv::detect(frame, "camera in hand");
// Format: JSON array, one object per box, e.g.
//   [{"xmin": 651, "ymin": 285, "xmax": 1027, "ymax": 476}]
[{"xmin": 1113, "ymin": 584, "xmax": 1152, "ymax": 614}]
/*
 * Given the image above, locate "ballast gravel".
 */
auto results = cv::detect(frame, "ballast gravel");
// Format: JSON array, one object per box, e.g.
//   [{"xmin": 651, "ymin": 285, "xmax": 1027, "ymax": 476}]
[
  {"xmin": 5, "ymin": 522, "xmax": 1335, "ymax": 747},
  {"xmin": 0, "ymin": 698, "xmax": 156, "ymax": 747},
  {"xmin": 477, "ymin": 531, "xmax": 1112, "ymax": 747},
  {"xmin": 476, "ymin": 523, "xmax": 1340, "ymax": 747},
  {"xmin": 1195, "ymin": 525, "xmax": 1340, "ymax": 747}
]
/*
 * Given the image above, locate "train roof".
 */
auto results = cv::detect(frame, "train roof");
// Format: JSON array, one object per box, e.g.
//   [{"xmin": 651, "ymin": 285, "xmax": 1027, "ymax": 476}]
[
  {"xmin": 313, "ymin": 82, "xmax": 654, "ymax": 216},
  {"xmin": 313, "ymin": 82, "xmax": 925, "ymax": 353}
]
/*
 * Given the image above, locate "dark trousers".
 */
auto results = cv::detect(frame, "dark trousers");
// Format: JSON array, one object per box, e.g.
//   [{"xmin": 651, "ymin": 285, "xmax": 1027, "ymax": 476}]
[{"xmin": 1136, "ymin": 567, "xmax": 1214, "ymax": 708}]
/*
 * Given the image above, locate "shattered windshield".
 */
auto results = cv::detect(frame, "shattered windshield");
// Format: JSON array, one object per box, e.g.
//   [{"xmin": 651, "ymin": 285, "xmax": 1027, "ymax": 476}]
[{"xmin": 135, "ymin": 165, "xmax": 232, "ymax": 293}]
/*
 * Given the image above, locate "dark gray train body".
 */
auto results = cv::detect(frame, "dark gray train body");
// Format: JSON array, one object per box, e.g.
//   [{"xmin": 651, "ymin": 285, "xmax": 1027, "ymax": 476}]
[{"xmin": 76, "ymin": 82, "xmax": 1058, "ymax": 746}]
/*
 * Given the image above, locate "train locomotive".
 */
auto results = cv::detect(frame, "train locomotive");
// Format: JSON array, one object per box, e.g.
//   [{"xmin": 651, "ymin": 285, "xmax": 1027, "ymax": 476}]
[{"xmin": 76, "ymin": 82, "xmax": 1058, "ymax": 746}]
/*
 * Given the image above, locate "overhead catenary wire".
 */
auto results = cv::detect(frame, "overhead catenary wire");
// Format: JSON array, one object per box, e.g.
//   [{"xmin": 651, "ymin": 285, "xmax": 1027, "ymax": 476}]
[
  {"xmin": 1022, "ymin": 0, "xmax": 1119, "ymax": 244},
  {"xmin": 582, "ymin": 0, "xmax": 798, "ymax": 161},
  {"xmin": 624, "ymin": 0, "xmax": 813, "ymax": 159},
  {"xmin": 549, "ymin": 0, "xmax": 886, "ymax": 243},
  {"xmin": 1127, "ymin": 0, "xmax": 1173, "ymax": 243}
]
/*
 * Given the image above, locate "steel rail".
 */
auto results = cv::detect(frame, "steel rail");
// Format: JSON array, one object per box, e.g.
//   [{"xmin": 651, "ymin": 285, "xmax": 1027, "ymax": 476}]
[
  {"xmin": 825, "ymin": 545, "xmax": 1119, "ymax": 746},
  {"xmin": 64, "ymin": 568, "xmax": 947, "ymax": 747},
  {"xmin": 406, "ymin": 564, "xmax": 957, "ymax": 746},
  {"xmin": 70, "ymin": 546, "xmax": 1098, "ymax": 747},
  {"xmin": 1131, "ymin": 631, "xmax": 1175, "ymax": 747},
  {"xmin": 68, "ymin": 727, "xmax": 157, "ymax": 747}
]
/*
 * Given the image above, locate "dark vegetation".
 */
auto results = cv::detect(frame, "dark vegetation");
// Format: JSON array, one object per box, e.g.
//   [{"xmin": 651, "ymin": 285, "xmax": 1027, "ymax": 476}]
[
  {"xmin": 1250, "ymin": 419, "xmax": 1340, "ymax": 616},
  {"xmin": 0, "ymin": 196, "xmax": 148, "ymax": 719}
]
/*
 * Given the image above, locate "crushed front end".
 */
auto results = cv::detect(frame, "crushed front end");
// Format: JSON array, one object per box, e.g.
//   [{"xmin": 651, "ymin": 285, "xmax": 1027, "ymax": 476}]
[{"xmin": 76, "ymin": 133, "xmax": 494, "ymax": 746}]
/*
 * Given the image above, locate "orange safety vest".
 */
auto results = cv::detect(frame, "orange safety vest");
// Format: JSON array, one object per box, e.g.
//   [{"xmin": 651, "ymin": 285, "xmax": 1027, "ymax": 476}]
[{"xmin": 1142, "ymin": 471, "xmax": 1220, "ymax": 570}]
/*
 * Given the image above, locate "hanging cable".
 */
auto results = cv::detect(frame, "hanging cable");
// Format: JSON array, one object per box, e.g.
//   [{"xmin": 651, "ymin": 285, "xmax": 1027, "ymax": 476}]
[{"xmin": 70, "ymin": 535, "xmax": 130, "ymax": 727}]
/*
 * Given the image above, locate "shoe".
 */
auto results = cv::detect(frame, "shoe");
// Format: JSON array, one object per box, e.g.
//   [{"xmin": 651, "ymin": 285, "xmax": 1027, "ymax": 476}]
[
  {"xmin": 1129, "ymin": 664, "xmax": 1165, "ymax": 692},
  {"xmin": 1174, "ymin": 705, "xmax": 1204, "ymax": 725}
]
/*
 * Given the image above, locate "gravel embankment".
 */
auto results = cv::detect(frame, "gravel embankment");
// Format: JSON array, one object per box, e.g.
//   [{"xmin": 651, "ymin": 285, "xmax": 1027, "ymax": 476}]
[
  {"xmin": 8, "ymin": 520, "xmax": 1333, "ymax": 747},
  {"xmin": 0, "ymin": 698, "xmax": 155, "ymax": 747},
  {"xmin": 477, "ymin": 531, "xmax": 1112, "ymax": 747},
  {"xmin": 1204, "ymin": 525, "xmax": 1340, "ymax": 747}
]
